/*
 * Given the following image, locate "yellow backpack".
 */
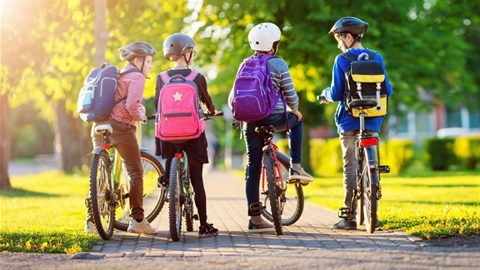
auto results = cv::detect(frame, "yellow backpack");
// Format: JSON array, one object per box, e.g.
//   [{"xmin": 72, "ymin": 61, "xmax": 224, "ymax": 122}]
[{"xmin": 342, "ymin": 50, "xmax": 388, "ymax": 117}]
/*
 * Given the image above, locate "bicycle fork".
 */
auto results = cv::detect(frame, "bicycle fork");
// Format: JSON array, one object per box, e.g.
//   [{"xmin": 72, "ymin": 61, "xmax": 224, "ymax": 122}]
[{"xmin": 261, "ymin": 152, "xmax": 284, "ymax": 198}]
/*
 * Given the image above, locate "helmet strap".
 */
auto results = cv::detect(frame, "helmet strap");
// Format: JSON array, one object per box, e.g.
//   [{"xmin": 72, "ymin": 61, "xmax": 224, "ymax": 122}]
[
  {"xmin": 347, "ymin": 35, "xmax": 361, "ymax": 49},
  {"xmin": 139, "ymin": 57, "xmax": 146, "ymax": 75},
  {"xmin": 184, "ymin": 53, "xmax": 193, "ymax": 68}
]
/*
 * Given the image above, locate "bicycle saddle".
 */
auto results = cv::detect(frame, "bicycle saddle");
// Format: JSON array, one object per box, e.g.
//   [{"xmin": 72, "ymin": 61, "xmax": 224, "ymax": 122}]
[
  {"xmin": 349, "ymin": 99, "xmax": 378, "ymax": 110},
  {"xmin": 94, "ymin": 124, "xmax": 113, "ymax": 134}
]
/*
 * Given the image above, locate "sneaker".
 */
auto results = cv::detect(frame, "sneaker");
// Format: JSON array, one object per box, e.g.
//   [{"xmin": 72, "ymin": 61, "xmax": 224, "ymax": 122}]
[
  {"xmin": 333, "ymin": 218, "xmax": 357, "ymax": 230},
  {"xmin": 84, "ymin": 219, "xmax": 97, "ymax": 233},
  {"xmin": 248, "ymin": 216, "xmax": 273, "ymax": 233},
  {"xmin": 289, "ymin": 167, "xmax": 314, "ymax": 184},
  {"xmin": 127, "ymin": 219, "xmax": 157, "ymax": 234},
  {"xmin": 198, "ymin": 223, "xmax": 219, "ymax": 238}
]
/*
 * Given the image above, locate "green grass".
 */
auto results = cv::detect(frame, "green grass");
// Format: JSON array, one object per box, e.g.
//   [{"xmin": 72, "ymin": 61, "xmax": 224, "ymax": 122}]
[
  {"xmin": 305, "ymin": 170, "xmax": 480, "ymax": 240},
  {"xmin": 0, "ymin": 171, "xmax": 98, "ymax": 253}
]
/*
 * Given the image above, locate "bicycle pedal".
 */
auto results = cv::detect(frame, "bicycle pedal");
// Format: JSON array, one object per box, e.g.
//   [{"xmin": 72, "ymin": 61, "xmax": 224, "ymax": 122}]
[
  {"xmin": 379, "ymin": 165, "xmax": 390, "ymax": 173},
  {"xmin": 288, "ymin": 179, "xmax": 300, "ymax": 184},
  {"xmin": 193, "ymin": 214, "xmax": 199, "ymax": 220}
]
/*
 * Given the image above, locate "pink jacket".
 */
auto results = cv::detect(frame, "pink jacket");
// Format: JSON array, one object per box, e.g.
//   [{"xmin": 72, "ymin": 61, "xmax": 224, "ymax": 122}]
[{"xmin": 110, "ymin": 63, "xmax": 145, "ymax": 125}]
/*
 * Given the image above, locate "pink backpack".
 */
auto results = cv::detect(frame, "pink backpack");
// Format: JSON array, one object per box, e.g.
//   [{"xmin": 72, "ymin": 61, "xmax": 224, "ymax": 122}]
[{"xmin": 155, "ymin": 71, "xmax": 205, "ymax": 142}]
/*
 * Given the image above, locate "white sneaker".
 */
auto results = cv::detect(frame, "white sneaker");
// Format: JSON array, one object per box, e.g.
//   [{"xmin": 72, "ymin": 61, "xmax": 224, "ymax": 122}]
[
  {"xmin": 289, "ymin": 167, "xmax": 314, "ymax": 184},
  {"xmin": 127, "ymin": 219, "xmax": 157, "ymax": 234},
  {"xmin": 248, "ymin": 216, "xmax": 273, "ymax": 233},
  {"xmin": 84, "ymin": 220, "xmax": 97, "ymax": 233}
]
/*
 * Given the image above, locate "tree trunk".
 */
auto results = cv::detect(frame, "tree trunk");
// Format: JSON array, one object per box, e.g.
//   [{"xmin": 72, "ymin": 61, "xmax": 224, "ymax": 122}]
[
  {"xmin": 0, "ymin": 93, "xmax": 12, "ymax": 189},
  {"xmin": 55, "ymin": 99, "xmax": 84, "ymax": 173},
  {"xmin": 94, "ymin": 0, "xmax": 108, "ymax": 67}
]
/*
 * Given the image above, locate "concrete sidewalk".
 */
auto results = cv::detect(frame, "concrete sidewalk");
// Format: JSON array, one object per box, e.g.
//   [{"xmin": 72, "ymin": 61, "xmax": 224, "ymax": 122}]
[{"xmin": 2, "ymin": 169, "xmax": 478, "ymax": 269}]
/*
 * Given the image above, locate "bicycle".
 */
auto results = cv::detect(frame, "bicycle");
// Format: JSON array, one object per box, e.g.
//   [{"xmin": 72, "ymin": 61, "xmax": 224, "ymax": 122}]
[
  {"xmin": 87, "ymin": 116, "xmax": 166, "ymax": 240},
  {"xmin": 234, "ymin": 122, "xmax": 305, "ymax": 235},
  {"xmin": 318, "ymin": 96, "xmax": 389, "ymax": 233},
  {"xmin": 167, "ymin": 111, "xmax": 223, "ymax": 242}
]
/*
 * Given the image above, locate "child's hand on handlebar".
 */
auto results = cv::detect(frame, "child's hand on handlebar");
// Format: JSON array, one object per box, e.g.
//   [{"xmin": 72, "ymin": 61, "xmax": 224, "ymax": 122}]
[{"xmin": 317, "ymin": 95, "xmax": 329, "ymax": 104}]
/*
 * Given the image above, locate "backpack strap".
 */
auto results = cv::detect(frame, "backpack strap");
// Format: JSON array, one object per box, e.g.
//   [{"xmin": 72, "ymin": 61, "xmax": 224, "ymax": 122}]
[
  {"xmin": 341, "ymin": 50, "xmax": 377, "ymax": 62},
  {"xmin": 185, "ymin": 70, "xmax": 199, "ymax": 81},
  {"xmin": 160, "ymin": 70, "xmax": 199, "ymax": 83},
  {"xmin": 160, "ymin": 71, "xmax": 170, "ymax": 84},
  {"xmin": 119, "ymin": 68, "xmax": 140, "ymax": 75},
  {"xmin": 114, "ymin": 68, "xmax": 142, "ymax": 106}
]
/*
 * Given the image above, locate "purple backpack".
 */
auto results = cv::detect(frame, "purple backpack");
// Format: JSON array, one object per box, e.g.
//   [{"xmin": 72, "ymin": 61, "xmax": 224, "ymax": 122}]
[{"xmin": 231, "ymin": 54, "xmax": 283, "ymax": 122}]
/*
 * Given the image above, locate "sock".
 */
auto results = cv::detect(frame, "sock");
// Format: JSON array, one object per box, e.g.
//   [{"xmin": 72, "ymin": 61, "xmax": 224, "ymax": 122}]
[
  {"xmin": 251, "ymin": 215, "xmax": 263, "ymax": 224},
  {"xmin": 291, "ymin": 163, "xmax": 301, "ymax": 170}
]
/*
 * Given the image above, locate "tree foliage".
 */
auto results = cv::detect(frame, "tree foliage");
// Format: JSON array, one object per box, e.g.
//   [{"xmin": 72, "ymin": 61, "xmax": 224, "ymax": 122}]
[
  {"xmin": 196, "ymin": 0, "xmax": 479, "ymax": 123},
  {"xmin": 1, "ymin": 0, "xmax": 478, "ymax": 180}
]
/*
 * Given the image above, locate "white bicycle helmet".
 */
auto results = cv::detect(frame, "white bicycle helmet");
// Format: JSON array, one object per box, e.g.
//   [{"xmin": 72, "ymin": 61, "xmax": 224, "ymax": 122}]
[{"xmin": 248, "ymin": 22, "xmax": 281, "ymax": 51}]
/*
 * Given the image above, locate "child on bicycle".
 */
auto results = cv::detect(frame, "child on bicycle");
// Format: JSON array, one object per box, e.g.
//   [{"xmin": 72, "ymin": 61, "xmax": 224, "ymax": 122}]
[
  {"xmin": 228, "ymin": 22, "xmax": 314, "ymax": 232},
  {"xmin": 319, "ymin": 17, "xmax": 393, "ymax": 230},
  {"xmin": 154, "ymin": 33, "xmax": 220, "ymax": 238},
  {"xmin": 86, "ymin": 41, "xmax": 158, "ymax": 234}
]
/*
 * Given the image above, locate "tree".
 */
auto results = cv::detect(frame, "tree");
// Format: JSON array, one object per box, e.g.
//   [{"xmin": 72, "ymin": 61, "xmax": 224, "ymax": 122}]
[
  {"xmin": 1, "ymin": 1, "xmax": 46, "ymax": 188},
  {"xmin": 196, "ymin": 0, "xmax": 478, "ymax": 158}
]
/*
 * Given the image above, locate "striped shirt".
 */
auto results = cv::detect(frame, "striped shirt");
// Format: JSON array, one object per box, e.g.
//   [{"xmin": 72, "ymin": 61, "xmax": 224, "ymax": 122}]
[
  {"xmin": 267, "ymin": 57, "xmax": 299, "ymax": 113},
  {"xmin": 110, "ymin": 63, "xmax": 146, "ymax": 125}
]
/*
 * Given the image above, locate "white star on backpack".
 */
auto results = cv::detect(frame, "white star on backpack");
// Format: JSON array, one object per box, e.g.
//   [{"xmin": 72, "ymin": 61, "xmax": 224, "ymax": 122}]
[{"xmin": 173, "ymin": 91, "xmax": 182, "ymax": 101}]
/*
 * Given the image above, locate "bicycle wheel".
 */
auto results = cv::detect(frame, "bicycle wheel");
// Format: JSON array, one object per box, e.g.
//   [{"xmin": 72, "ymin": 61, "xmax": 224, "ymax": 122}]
[
  {"xmin": 114, "ymin": 151, "xmax": 166, "ymax": 231},
  {"xmin": 356, "ymin": 143, "xmax": 365, "ymax": 226},
  {"xmin": 264, "ymin": 153, "xmax": 282, "ymax": 235},
  {"xmin": 262, "ymin": 152, "xmax": 304, "ymax": 226},
  {"xmin": 169, "ymin": 157, "xmax": 183, "ymax": 241},
  {"xmin": 184, "ymin": 168, "xmax": 195, "ymax": 232},
  {"xmin": 89, "ymin": 150, "xmax": 115, "ymax": 240},
  {"xmin": 363, "ymin": 147, "xmax": 379, "ymax": 233}
]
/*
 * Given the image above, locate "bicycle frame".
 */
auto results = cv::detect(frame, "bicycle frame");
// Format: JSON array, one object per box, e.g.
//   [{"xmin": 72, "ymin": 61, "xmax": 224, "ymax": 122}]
[{"xmin": 261, "ymin": 144, "xmax": 285, "ymax": 197}]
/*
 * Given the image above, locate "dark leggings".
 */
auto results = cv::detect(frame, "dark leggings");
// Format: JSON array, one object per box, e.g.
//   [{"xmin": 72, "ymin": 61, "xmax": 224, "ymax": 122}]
[{"xmin": 165, "ymin": 157, "xmax": 207, "ymax": 226}]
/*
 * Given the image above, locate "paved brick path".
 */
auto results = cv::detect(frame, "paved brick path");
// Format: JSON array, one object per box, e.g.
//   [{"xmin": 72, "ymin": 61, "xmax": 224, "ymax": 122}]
[
  {"xmin": 2, "ymin": 169, "xmax": 478, "ymax": 269},
  {"xmin": 89, "ymin": 169, "xmax": 424, "ymax": 256}
]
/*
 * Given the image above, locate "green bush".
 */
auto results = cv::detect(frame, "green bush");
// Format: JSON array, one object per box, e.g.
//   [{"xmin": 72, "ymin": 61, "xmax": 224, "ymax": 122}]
[
  {"xmin": 424, "ymin": 137, "xmax": 457, "ymax": 170},
  {"xmin": 454, "ymin": 134, "xmax": 480, "ymax": 169},
  {"xmin": 380, "ymin": 138, "xmax": 415, "ymax": 174},
  {"xmin": 310, "ymin": 138, "xmax": 343, "ymax": 175},
  {"xmin": 275, "ymin": 138, "xmax": 289, "ymax": 156}
]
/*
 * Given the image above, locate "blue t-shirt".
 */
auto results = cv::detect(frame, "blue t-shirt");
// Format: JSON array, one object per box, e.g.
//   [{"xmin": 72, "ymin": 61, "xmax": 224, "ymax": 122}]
[{"xmin": 321, "ymin": 48, "xmax": 393, "ymax": 133}]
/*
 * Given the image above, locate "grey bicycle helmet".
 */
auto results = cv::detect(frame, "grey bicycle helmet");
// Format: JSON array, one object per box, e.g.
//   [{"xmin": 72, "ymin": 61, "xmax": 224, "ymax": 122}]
[
  {"xmin": 163, "ymin": 33, "xmax": 196, "ymax": 59},
  {"xmin": 329, "ymin": 17, "xmax": 369, "ymax": 36},
  {"xmin": 118, "ymin": 41, "xmax": 156, "ymax": 61}
]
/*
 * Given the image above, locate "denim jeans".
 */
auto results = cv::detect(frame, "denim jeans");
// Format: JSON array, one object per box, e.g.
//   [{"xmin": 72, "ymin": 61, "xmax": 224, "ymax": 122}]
[
  {"xmin": 243, "ymin": 112, "xmax": 303, "ymax": 216},
  {"xmin": 339, "ymin": 129, "xmax": 379, "ymax": 220}
]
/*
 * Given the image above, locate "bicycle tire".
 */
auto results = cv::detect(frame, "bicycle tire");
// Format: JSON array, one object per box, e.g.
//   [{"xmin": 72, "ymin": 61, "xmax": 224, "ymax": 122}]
[
  {"xmin": 262, "ymin": 152, "xmax": 304, "ymax": 226},
  {"xmin": 185, "ymin": 167, "xmax": 195, "ymax": 232},
  {"xmin": 356, "ymin": 142, "xmax": 365, "ymax": 226},
  {"xmin": 185, "ymin": 207, "xmax": 194, "ymax": 232},
  {"xmin": 363, "ymin": 147, "xmax": 379, "ymax": 233},
  {"xmin": 114, "ymin": 151, "xmax": 166, "ymax": 231},
  {"xmin": 169, "ymin": 157, "xmax": 183, "ymax": 241},
  {"xmin": 89, "ymin": 150, "xmax": 115, "ymax": 240},
  {"xmin": 264, "ymin": 152, "xmax": 283, "ymax": 235}
]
